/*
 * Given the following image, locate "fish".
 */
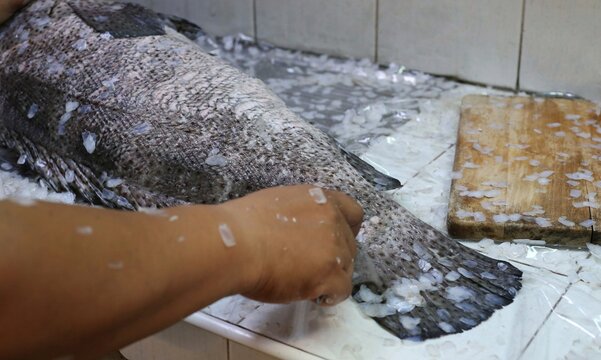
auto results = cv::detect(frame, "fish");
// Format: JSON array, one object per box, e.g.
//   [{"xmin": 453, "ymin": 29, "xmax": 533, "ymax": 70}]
[{"xmin": 0, "ymin": 0, "xmax": 522, "ymax": 340}]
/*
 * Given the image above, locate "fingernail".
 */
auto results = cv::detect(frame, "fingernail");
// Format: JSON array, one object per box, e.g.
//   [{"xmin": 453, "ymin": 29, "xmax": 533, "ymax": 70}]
[{"xmin": 315, "ymin": 295, "xmax": 326, "ymax": 305}]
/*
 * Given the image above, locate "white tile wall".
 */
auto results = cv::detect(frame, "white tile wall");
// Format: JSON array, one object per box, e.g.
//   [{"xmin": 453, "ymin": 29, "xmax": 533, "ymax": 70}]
[
  {"xmin": 520, "ymin": 0, "xmax": 601, "ymax": 102},
  {"xmin": 129, "ymin": 0, "xmax": 254, "ymax": 37},
  {"xmin": 255, "ymin": 0, "xmax": 376, "ymax": 60},
  {"xmin": 122, "ymin": 0, "xmax": 601, "ymax": 97},
  {"xmin": 377, "ymin": 0, "xmax": 523, "ymax": 89}
]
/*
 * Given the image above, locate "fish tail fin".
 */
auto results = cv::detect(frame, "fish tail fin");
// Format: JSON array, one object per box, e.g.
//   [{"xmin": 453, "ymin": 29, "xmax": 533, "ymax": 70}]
[{"xmin": 353, "ymin": 200, "xmax": 522, "ymax": 340}]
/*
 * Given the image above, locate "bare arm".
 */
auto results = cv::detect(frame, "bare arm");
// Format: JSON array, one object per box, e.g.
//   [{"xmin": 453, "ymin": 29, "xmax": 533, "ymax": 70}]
[
  {"xmin": 0, "ymin": 185, "xmax": 362, "ymax": 359},
  {"xmin": 0, "ymin": 0, "xmax": 26, "ymax": 24},
  {"xmin": 0, "ymin": 3, "xmax": 363, "ymax": 358}
]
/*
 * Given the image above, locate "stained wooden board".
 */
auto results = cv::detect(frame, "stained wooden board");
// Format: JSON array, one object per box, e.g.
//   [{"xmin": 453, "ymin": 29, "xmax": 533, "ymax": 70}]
[{"xmin": 448, "ymin": 95, "xmax": 601, "ymax": 246}]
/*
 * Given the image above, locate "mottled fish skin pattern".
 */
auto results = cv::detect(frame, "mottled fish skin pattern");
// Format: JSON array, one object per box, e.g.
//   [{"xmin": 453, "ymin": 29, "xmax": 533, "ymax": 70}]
[{"xmin": 0, "ymin": 0, "xmax": 522, "ymax": 340}]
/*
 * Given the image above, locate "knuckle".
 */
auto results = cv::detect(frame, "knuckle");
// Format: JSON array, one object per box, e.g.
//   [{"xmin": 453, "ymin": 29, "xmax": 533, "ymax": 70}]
[{"xmin": 322, "ymin": 205, "xmax": 339, "ymax": 221}]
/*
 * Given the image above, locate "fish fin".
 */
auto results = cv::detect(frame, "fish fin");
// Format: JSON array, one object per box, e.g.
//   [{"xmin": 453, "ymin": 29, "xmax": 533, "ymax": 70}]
[
  {"xmin": 0, "ymin": 129, "xmax": 183, "ymax": 209},
  {"xmin": 158, "ymin": 13, "xmax": 205, "ymax": 40},
  {"xmin": 337, "ymin": 144, "xmax": 401, "ymax": 191},
  {"xmin": 68, "ymin": 1, "xmax": 166, "ymax": 38},
  {"xmin": 354, "ymin": 201, "xmax": 521, "ymax": 340}
]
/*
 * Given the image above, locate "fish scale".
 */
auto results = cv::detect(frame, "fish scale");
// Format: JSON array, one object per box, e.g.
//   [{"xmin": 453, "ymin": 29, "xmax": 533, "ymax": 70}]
[{"xmin": 0, "ymin": 0, "xmax": 522, "ymax": 340}]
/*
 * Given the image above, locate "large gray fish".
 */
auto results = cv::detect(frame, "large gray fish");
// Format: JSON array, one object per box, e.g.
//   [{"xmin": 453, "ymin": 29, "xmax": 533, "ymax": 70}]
[{"xmin": 0, "ymin": 0, "xmax": 521, "ymax": 340}]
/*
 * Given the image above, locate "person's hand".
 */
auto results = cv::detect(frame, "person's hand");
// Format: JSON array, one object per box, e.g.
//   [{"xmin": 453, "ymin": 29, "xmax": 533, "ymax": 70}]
[
  {"xmin": 0, "ymin": 0, "xmax": 27, "ymax": 24},
  {"xmin": 218, "ymin": 185, "xmax": 363, "ymax": 306}
]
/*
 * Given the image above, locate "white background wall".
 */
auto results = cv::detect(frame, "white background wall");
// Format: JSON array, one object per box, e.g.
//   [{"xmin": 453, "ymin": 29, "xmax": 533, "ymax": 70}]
[{"xmin": 130, "ymin": 0, "xmax": 601, "ymax": 101}]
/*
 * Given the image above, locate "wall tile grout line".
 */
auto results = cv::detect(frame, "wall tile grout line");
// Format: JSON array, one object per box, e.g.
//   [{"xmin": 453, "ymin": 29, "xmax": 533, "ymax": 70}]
[
  {"xmin": 374, "ymin": 0, "xmax": 379, "ymax": 63},
  {"xmin": 515, "ymin": 0, "xmax": 527, "ymax": 91},
  {"xmin": 252, "ymin": 0, "xmax": 258, "ymax": 40}
]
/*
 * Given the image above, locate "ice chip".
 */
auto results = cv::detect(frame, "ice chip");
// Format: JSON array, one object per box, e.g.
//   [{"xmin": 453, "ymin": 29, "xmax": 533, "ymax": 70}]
[
  {"xmin": 308, "ymin": 187, "xmax": 327, "ymax": 204},
  {"xmin": 565, "ymin": 114, "xmax": 581, "ymax": 121},
  {"xmin": 480, "ymin": 272, "xmax": 497, "ymax": 280},
  {"xmin": 535, "ymin": 217, "xmax": 552, "ymax": 228},
  {"xmin": 445, "ymin": 286, "xmax": 474, "ymax": 302},
  {"xmin": 82, "ymin": 131, "xmax": 97, "ymax": 154},
  {"xmin": 463, "ymin": 162, "xmax": 480, "ymax": 169},
  {"xmin": 508, "ymin": 213, "xmax": 521, "ymax": 221},
  {"xmin": 438, "ymin": 322, "xmax": 456, "ymax": 334},
  {"xmin": 58, "ymin": 112, "xmax": 72, "ymax": 135},
  {"xmin": 219, "ymin": 223, "xmax": 236, "ymax": 247},
  {"xmin": 27, "ymin": 103, "xmax": 38, "ymax": 119},
  {"xmin": 131, "ymin": 122, "xmax": 153, "ymax": 135},
  {"xmin": 493, "ymin": 214, "xmax": 509, "ymax": 223},
  {"xmin": 444, "ymin": 271, "xmax": 460, "ymax": 281},
  {"xmin": 205, "ymin": 154, "xmax": 228, "ymax": 166},
  {"xmin": 17, "ymin": 154, "xmax": 27, "ymax": 165},
  {"xmin": 65, "ymin": 169, "xmax": 75, "ymax": 183},
  {"xmin": 35, "ymin": 159, "xmax": 46, "ymax": 168},
  {"xmin": 73, "ymin": 38, "xmax": 87, "ymax": 51},
  {"xmin": 457, "ymin": 267, "xmax": 475, "ymax": 278},
  {"xmin": 106, "ymin": 178, "xmax": 123, "ymax": 188},
  {"xmin": 558, "ymin": 216, "xmax": 575, "ymax": 227},
  {"xmin": 356, "ymin": 285, "xmax": 382, "ymax": 303},
  {"xmin": 65, "ymin": 101, "xmax": 79, "ymax": 112},
  {"xmin": 359, "ymin": 303, "xmax": 395, "ymax": 318},
  {"xmin": 400, "ymin": 316, "xmax": 421, "ymax": 331},
  {"xmin": 77, "ymin": 226, "xmax": 93, "ymax": 235}
]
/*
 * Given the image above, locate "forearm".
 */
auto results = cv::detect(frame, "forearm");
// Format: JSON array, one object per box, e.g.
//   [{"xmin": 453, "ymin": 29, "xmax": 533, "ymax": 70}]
[
  {"xmin": 0, "ymin": 0, "xmax": 26, "ymax": 24},
  {"xmin": 0, "ymin": 200, "xmax": 251, "ymax": 359}
]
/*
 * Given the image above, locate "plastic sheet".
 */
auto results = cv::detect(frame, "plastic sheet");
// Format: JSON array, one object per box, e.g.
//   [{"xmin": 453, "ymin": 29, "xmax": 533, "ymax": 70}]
[{"xmin": 1, "ymin": 31, "xmax": 600, "ymax": 359}]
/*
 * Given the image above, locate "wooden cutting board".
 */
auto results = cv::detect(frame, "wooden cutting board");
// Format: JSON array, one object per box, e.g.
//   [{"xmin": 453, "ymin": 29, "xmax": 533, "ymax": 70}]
[{"xmin": 448, "ymin": 95, "xmax": 601, "ymax": 246}]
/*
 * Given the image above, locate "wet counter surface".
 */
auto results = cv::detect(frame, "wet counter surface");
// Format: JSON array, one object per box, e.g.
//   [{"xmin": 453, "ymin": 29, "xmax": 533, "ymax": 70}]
[{"xmin": 1, "ymin": 33, "xmax": 600, "ymax": 359}]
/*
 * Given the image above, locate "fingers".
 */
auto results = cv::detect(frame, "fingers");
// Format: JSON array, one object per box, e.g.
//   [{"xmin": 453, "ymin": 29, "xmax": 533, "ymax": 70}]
[
  {"xmin": 314, "ymin": 270, "xmax": 353, "ymax": 307},
  {"xmin": 326, "ymin": 190, "xmax": 364, "ymax": 236},
  {"xmin": 326, "ymin": 190, "xmax": 360, "ymax": 261},
  {"xmin": 312, "ymin": 240, "xmax": 355, "ymax": 307},
  {"xmin": 339, "ymin": 219, "xmax": 358, "ymax": 260},
  {"xmin": 0, "ymin": 0, "xmax": 27, "ymax": 23}
]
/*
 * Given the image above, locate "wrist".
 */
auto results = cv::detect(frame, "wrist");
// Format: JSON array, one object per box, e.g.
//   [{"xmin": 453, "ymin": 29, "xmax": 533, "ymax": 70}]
[
  {"xmin": 166, "ymin": 203, "xmax": 262, "ymax": 297},
  {"xmin": 214, "ymin": 202, "xmax": 265, "ymax": 296}
]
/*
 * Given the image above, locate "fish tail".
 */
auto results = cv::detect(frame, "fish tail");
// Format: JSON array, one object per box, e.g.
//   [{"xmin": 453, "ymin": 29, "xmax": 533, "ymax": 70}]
[{"xmin": 353, "ymin": 200, "xmax": 522, "ymax": 340}]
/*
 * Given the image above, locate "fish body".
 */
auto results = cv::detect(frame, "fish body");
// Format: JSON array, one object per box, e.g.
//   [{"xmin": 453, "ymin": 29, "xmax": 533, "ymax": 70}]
[{"xmin": 0, "ymin": 0, "xmax": 521, "ymax": 340}]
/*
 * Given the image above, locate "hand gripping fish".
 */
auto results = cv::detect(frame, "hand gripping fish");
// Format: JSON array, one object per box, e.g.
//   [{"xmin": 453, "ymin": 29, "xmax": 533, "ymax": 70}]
[{"xmin": 0, "ymin": 0, "xmax": 521, "ymax": 340}]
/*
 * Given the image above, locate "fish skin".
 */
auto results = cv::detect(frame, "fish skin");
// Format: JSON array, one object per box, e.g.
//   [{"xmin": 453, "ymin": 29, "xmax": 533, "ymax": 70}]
[{"xmin": 0, "ymin": 0, "xmax": 522, "ymax": 340}]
